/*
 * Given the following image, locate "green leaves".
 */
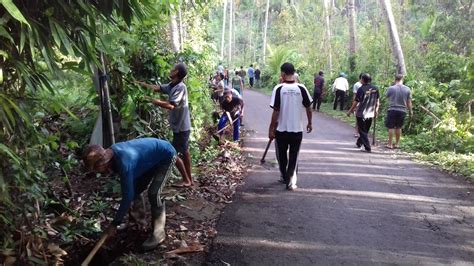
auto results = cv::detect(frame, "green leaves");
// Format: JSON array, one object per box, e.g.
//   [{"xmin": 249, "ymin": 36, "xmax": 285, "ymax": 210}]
[{"xmin": 0, "ymin": 0, "xmax": 30, "ymax": 26}]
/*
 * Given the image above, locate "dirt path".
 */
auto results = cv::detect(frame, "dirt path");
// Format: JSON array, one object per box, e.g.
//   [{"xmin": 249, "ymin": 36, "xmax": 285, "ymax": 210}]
[{"xmin": 207, "ymin": 89, "xmax": 474, "ymax": 265}]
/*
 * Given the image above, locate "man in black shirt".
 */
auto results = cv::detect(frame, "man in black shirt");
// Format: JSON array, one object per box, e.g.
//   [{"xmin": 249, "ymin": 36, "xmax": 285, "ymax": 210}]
[
  {"xmin": 217, "ymin": 90, "xmax": 244, "ymax": 141},
  {"xmin": 347, "ymin": 73, "xmax": 380, "ymax": 152},
  {"xmin": 255, "ymin": 68, "xmax": 261, "ymax": 87},
  {"xmin": 312, "ymin": 71, "xmax": 325, "ymax": 111}
]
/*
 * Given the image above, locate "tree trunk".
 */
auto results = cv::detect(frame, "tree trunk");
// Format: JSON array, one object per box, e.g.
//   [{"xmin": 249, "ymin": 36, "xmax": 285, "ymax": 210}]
[
  {"xmin": 324, "ymin": 0, "xmax": 333, "ymax": 73},
  {"xmin": 97, "ymin": 53, "xmax": 115, "ymax": 148},
  {"xmin": 348, "ymin": 0, "xmax": 356, "ymax": 72},
  {"xmin": 249, "ymin": 6, "xmax": 255, "ymax": 63},
  {"xmin": 170, "ymin": 13, "xmax": 180, "ymax": 52},
  {"xmin": 262, "ymin": 0, "xmax": 270, "ymax": 64},
  {"xmin": 178, "ymin": 3, "xmax": 184, "ymax": 52},
  {"xmin": 380, "ymin": 0, "xmax": 407, "ymax": 75},
  {"xmin": 232, "ymin": 0, "xmax": 236, "ymax": 62},
  {"xmin": 220, "ymin": 0, "xmax": 227, "ymax": 60},
  {"xmin": 228, "ymin": 0, "xmax": 233, "ymax": 66}
]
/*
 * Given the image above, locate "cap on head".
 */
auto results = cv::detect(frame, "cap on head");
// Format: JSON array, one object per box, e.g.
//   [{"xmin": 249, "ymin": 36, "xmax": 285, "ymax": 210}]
[{"xmin": 339, "ymin": 72, "xmax": 347, "ymax": 77}]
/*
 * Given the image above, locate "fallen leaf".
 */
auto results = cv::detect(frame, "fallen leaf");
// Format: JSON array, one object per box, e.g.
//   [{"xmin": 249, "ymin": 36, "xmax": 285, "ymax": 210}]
[{"xmin": 47, "ymin": 243, "xmax": 68, "ymax": 257}]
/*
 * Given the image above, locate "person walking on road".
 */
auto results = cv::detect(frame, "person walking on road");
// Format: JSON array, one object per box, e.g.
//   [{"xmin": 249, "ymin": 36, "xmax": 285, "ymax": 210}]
[
  {"xmin": 352, "ymin": 74, "xmax": 363, "ymax": 138},
  {"xmin": 347, "ymin": 73, "xmax": 380, "ymax": 153},
  {"xmin": 269, "ymin": 62, "xmax": 313, "ymax": 190},
  {"xmin": 137, "ymin": 63, "xmax": 194, "ymax": 188},
  {"xmin": 83, "ymin": 138, "xmax": 176, "ymax": 250},
  {"xmin": 248, "ymin": 64, "xmax": 255, "ymax": 88},
  {"xmin": 385, "ymin": 74, "xmax": 413, "ymax": 149},
  {"xmin": 312, "ymin": 71, "xmax": 325, "ymax": 111},
  {"xmin": 332, "ymin": 72, "xmax": 349, "ymax": 110}
]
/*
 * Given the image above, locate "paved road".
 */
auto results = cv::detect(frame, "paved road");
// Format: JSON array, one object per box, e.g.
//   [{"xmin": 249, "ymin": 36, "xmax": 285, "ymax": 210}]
[{"xmin": 207, "ymin": 89, "xmax": 473, "ymax": 265}]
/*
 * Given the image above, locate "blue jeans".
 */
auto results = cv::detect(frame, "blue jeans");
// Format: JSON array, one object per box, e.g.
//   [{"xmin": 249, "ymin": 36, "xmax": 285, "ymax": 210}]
[{"xmin": 218, "ymin": 113, "xmax": 240, "ymax": 141}]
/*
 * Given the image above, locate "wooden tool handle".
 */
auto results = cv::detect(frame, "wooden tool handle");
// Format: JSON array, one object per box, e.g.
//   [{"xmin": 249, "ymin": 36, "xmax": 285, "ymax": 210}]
[
  {"xmin": 260, "ymin": 139, "xmax": 273, "ymax": 163},
  {"xmin": 81, "ymin": 233, "xmax": 109, "ymax": 266}
]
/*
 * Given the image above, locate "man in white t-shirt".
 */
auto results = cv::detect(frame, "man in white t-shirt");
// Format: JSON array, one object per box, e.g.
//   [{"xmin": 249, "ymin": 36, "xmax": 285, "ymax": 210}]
[
  {"xmin": 269, "ymin": 62, "xmax": 313, "ymax": 190},
  {"xmin": 352, "ymin": 73, "xmax": 363, "ymax": 138},
  {"xmin": 332, "ymin": 72, "xmax": 349, "ymax": 110}
]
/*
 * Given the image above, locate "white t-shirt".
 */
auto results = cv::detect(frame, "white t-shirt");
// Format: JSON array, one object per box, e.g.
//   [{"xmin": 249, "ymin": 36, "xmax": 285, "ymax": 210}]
[
  {"xmin": 332, "ymin": 77, "xmax": 349, "ymax": 92},
  {"xmin": 270, "ymin": 82, "xmax": 312, "ymax": 133},
  {"xmin": 353, "ymin": 81, "xmax": 362, "ymax": 93}
]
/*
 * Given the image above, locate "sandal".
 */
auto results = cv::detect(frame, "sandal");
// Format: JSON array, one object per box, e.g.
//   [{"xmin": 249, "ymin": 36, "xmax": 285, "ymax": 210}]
[{"xmin": 385, "ymin": 145, "xmax": 393, "ymax": 149}]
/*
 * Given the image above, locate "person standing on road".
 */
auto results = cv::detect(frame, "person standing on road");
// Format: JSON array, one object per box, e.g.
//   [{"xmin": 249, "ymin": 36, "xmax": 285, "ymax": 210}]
[
  {"xmin": 347, "ymin": 73, "xmax": 380, "ymax": 153},
  {"xmin": 255, "ymin": 67, "xmax": 261, "ymax": 87},
  {"xmin": 352, "ymin": 74, "xmax": 363, "ymax": 138},
  {"xmin": 332, "ymin": 72, "xmax": 349, "ymax": 110},
  {"xmin": 137, "ymin": 63, "xmax": 194, "ymax": 188},
  {"xmin": 239, "ymin": 66, "xmax": 247, "ymax": 89},
  {"xmin": 248, "ymin": 64, "xmax": 255, "ymax": 88},
  {"xmin": 269, "ymin": 62, "xmax": 313, "ymax": 190},
  {"xmin": 231, "ymin": 70, "xmax": 244, "ymax": 95},
  {"xmin": 83, "ymin": 138, "xmax": 176, "ymax": 250},
  {"xmin": 385, "ymin": 74, "xmax": 413, "ymax": 149},
  {"xmin": 312, "ymin": 71, "xmax": 325, "ymax": 111}
]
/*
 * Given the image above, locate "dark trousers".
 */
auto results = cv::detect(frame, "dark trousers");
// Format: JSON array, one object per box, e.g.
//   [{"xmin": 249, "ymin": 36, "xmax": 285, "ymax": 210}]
[
  {"xmin": 333, "ymin": 90, "xmax": 346, "ymax": 110},
  {"xmin": 275, "ymin": 131, "xmax": 302, "ymax": 185},
  {"xmin": 249, "ymin": 77, "xmax": 254, "ymax": 87},
  {"xmin": 312, "ymin": 92, "xmax": 322, "ymax": 110},
  {"xmin": 218, "ymin": 113, "xmax": 240, "ymax": 141},
  {"xmin": 356, "ymin": 117, "xmax": 372, "ymax": 151}
]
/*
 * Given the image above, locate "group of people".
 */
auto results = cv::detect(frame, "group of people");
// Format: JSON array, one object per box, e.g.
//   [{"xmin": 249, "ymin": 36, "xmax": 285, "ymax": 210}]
[
  {"xmin": 82, "ymin": 62, "xmax": 256, "ymax": 250},
  {"xmin": 215, "ymin": 63, "xmax": 262, "ymax": 90},
  {"xmin": 209, "ymin": 63, "xmax": 264, "ymax": 142},
  {"xmin": 83, "ymin": 63, "xmax": 195, "ymax": 250},
  {"xmin": 271, "ymin": 63, "xmax": 413, "ymax": 191},
  {"xmin": 310, "ymin": 71, "xmax": 413, "ymax": 153},
  {"xmin": 81, "ymin": 60, "xmax": 413, "ymax": 252}
]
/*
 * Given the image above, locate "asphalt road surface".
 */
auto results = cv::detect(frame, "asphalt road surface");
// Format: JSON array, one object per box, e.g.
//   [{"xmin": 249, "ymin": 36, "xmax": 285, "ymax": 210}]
[{"xmin": 207, "ymin": 89, "xmax": 473, "ymax": 265}]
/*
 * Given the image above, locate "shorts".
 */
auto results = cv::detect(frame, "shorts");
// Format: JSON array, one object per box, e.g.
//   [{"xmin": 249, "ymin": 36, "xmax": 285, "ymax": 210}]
[
  {"xmin": 385, "ymin": 110, "xmax": 406, "ymax": 129},
  {"xmin": 172, "ymin": 130, "xmax": 190, "ymax": 155}
]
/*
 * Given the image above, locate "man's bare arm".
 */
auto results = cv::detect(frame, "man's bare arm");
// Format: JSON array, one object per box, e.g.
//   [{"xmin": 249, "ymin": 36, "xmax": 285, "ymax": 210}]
[
  {"xmin": 347, "ymin": 100, "xmax": 358, "ymax": 116},
  {"xmin": 268, "ymin": 109, "xmax": 279, "ymax": 140},
  {"xmin": 152, "ymin": 99, "xmax": 175, "ymax": 110},
  {"xmin": 306, "ymin": 107, "xmax": 313, "ymax": 133},
  {"xmin": 137, "ymin": 81, "xmax": 161, "ymax": 92}
]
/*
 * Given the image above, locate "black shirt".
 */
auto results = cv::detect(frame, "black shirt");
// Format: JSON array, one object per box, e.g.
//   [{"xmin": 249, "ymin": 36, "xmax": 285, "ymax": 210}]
[
  {"xmin": 221, "ymin": 96, "xmax": 243, "ymax": 116},
  {"xmin": 255, "ymin": 69, "xmax": 261, "ymax": 79},
  {"xmin": 355, "ymin": 84, "xmax": 379, "ymax": 118},
  {"xmin": 314, "ymin": 75, "xmax": 324, "ymax": 94}
]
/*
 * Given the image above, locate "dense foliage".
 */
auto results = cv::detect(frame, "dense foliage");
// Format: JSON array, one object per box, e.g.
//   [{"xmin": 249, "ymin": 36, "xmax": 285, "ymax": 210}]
[{"xmin": 0, "ymin": 0, "xmax": 215, "ymax": 262}]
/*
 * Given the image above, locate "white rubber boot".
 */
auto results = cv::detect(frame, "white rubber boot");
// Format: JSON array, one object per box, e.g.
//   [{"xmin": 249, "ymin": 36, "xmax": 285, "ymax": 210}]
[{"xmin": 142, "ymin": 204, "xmax": 166, "ymax": 250}]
